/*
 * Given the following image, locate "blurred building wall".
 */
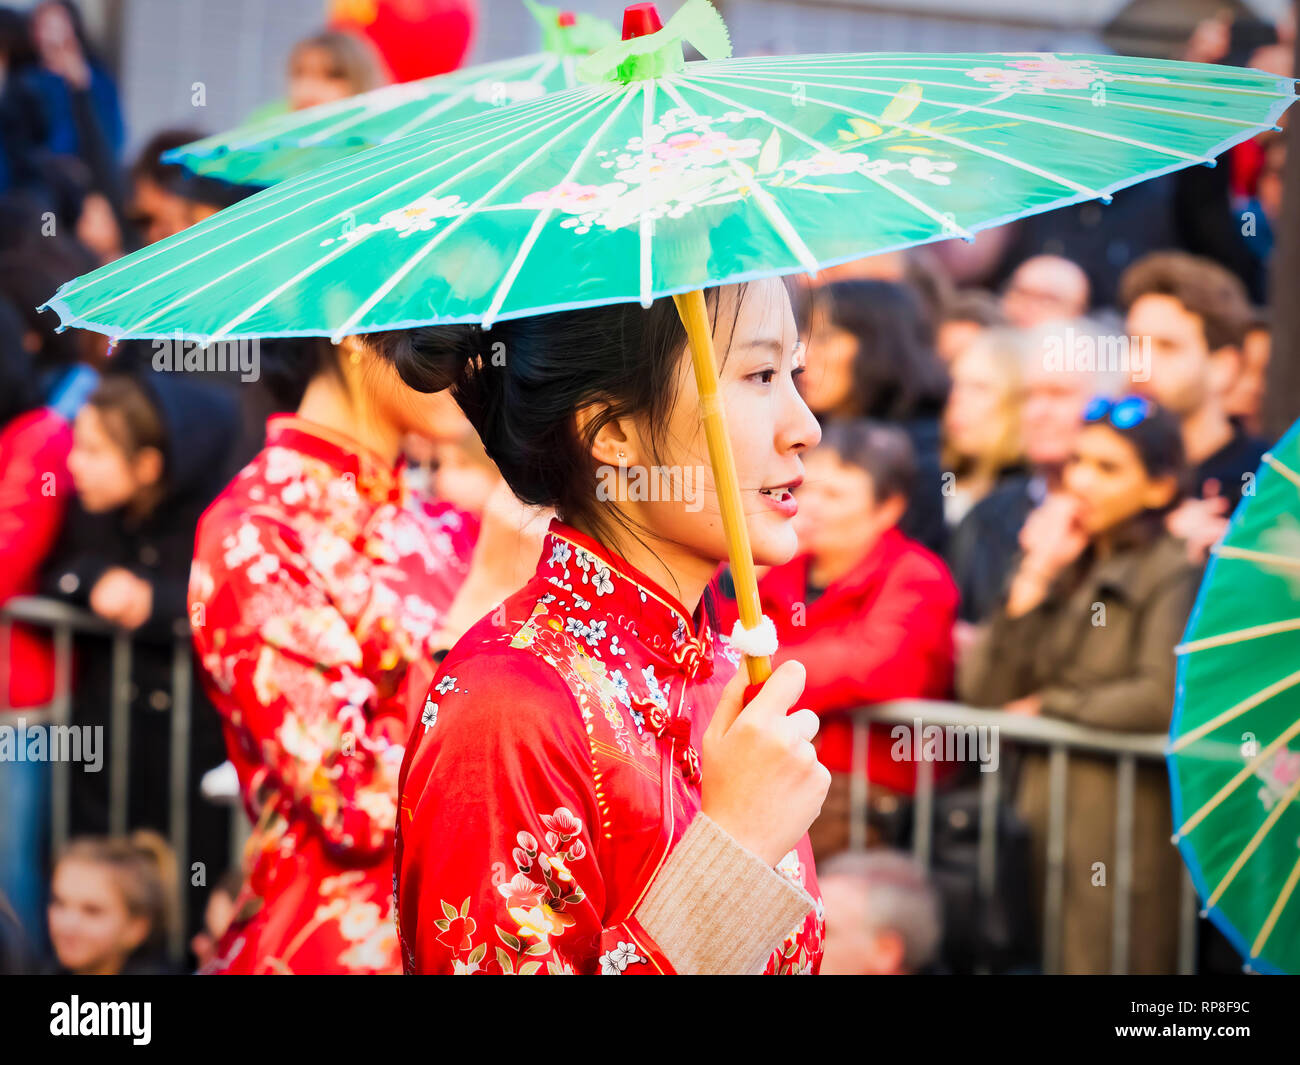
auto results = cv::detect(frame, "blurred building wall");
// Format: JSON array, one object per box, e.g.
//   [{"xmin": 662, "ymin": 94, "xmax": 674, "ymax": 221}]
[{"xmin": 112, "ymin": 0, "xmax": 328, "ymax": 161}]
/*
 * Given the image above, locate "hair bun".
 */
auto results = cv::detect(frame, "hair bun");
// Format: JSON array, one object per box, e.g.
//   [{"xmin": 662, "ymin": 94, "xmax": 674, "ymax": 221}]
[{"xmin": 368, "ymin": 324, "xmax": 484, "ymax": 394}]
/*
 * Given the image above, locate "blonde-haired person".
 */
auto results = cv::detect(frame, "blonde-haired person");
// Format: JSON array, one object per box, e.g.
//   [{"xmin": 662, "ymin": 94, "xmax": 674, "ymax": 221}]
[
  {"xmin": 46, "ymin": 831, "xmax": 179, "ymax": 975},
  {"xmin": 288, "ymin": 29, "xmax": 385, "ymax": 111},
  {"xmin": 941, "ymin": 328, "xmax": 1028, "ymax": 528},
  {"xmin": 948, "ymin": 319, "xmax": 1127, "ymax": 627}
]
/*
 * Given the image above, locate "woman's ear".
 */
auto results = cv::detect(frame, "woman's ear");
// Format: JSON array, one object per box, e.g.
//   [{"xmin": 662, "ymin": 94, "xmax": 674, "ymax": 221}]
[
  {"xmin": 1141, "ymin": 473, "xmax": 1178, "ymax": 511},
  {"xmin": 132, "ymin": 446, "xmax": 165, "ymax": 489},
  {"xmin": 577, "ymin": 403, "xmax": 640, "ymax": 468}
]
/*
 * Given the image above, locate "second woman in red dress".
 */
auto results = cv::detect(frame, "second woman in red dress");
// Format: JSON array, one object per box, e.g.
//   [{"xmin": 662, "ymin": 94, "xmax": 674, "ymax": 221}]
[{"xmin": 190, "ymin": 338, "xmax": 488, "ymax": 974}]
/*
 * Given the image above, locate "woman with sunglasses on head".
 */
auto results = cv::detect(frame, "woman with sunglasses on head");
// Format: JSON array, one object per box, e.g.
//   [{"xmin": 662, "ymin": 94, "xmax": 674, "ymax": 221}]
[
  {"xmin": 379, "ymin": 280, "xmax": 829, "ymax": 975},
  {"xmin": 959, "ymin": 395, "xmax": 1197, "ymax": 974}
]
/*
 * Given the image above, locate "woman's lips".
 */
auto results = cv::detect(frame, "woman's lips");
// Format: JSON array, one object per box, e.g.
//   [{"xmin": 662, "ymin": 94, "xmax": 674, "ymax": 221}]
[{"xmin": 757, "ymin": 486, "xmax": 798, "ymax": 518}]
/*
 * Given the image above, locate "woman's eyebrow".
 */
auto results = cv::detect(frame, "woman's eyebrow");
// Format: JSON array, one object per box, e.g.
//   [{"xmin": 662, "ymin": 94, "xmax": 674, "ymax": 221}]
[{"xmin": 740, "ymin": 336, "xmax": 783, "ymax": 356}]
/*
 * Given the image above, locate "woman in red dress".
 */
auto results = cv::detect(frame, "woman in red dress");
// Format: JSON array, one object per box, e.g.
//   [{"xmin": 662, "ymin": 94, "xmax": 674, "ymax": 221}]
[
  {"xmin": 375, "ymin": 279, "xmax": 832, "ymax": 975},
  {"xmin": 190, "ymin": 338, "xmax": 488, "ymax": 974}
]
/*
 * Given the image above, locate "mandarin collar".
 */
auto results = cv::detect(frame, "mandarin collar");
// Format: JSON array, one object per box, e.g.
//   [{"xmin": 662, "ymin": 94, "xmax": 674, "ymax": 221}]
[
  {"xmin": 539, "ymin": 519, "xmax": 717, "ymax": 680},
  {"xmin": 264, "ymin": 415, "xmax": 406, "ymax": 507}
]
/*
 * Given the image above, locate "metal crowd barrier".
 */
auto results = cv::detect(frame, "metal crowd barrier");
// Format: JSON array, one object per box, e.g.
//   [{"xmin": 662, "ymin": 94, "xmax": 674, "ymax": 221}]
[
  {"xmin": 852, "ymin": 700, "xmax": 1198, "ymax": 975},
  {"xmin": 1, "ymin": 596, "xmax": 1200, "ymax": 974},
  {"xmin": 0, "ymin": 595, "xmax": 245, "ymax": 962}
]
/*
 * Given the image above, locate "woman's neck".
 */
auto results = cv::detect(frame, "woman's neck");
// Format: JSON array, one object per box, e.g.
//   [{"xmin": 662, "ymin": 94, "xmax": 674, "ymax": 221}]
[
  {"xmin": 297, "ymin": 372, "xmax": 401, "ymax": 467},
  {"xmin": 574, "ymin": 516, "xmax": 715, "ymax": 620}
]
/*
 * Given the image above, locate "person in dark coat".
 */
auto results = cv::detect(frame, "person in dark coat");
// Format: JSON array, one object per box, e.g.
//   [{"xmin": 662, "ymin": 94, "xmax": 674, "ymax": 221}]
[
  {"xmin": 797, "ymin": 280, "xmax": 950, "ymax": 554},
  {"xmin": 959, "ymin": 396, "xmax": 1197, "ymax": 974},
  {"xmin": 22, "ymin": 2, "xmax": 125, "ymax": 211},
  {"xmin": 40, "ymin": 367, "xmax": 236, "ymax": 940}
]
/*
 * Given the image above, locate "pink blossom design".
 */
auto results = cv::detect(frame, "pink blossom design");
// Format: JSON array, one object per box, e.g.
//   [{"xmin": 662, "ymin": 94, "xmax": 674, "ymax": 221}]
[
  {"xmin": 497, "ymin": 872, "xmax": 547, "ymax": 911},
  {"xmin": 541, "ymin": 807, "xmax": 582, "ymax": 838},
  {"xmin": 522, "ymin": 181, "xmax": 621, "ymax": 212}
]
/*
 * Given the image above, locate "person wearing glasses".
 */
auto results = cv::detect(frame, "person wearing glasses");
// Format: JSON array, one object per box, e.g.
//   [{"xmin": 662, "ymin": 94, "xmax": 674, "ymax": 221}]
[{"xmin": 958, "ymin": 395, "xmax": 1197, "ymax": 974}]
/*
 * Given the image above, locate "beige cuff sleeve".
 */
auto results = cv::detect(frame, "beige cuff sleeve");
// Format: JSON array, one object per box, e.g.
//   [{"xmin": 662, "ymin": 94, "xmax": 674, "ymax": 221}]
[{"xmin": 633, "ymin": 813, "xmax": 815, "ymax": 975}]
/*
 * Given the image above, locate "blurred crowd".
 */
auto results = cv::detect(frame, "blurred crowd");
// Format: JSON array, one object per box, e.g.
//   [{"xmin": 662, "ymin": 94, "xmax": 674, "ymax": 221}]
[{"xmin": 0, "ymin": 0, "xmax": 1295, "ymax": 976}]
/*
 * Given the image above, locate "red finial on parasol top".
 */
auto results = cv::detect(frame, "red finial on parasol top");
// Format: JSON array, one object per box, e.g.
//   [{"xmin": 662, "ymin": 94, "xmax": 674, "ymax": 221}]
[{"xmin": 621, "ymin": 3, "xmax": 663, "ymax": 40}]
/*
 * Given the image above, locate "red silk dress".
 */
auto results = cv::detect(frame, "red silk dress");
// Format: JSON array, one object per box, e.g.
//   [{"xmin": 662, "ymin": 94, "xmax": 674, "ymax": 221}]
[
  {"xmin": 396, "ymin": 520, "xmax": 824, "ymax": 975},
  {"xmin": 189, "ymin": 416, "xmax": 474, "ymax": 974}
]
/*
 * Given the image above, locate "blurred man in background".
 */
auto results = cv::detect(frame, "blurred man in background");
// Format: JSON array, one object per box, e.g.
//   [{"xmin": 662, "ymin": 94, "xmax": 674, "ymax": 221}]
[
  {"xmin": 1001, "ymin": 255, "xmax": 1091, "ymax": 329},
  {"xmin": 1121, "ymin": 251, "xmax": 1264, "ymax": 561},
  {"xmin": 819, "ymin": 851, "xmax": 943, "ymax": 976}
]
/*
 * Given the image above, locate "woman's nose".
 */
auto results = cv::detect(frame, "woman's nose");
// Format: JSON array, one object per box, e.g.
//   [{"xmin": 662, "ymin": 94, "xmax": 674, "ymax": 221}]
[{"xmin": 780, "ymin": 380, "xmax": 822, "ymax": 453}]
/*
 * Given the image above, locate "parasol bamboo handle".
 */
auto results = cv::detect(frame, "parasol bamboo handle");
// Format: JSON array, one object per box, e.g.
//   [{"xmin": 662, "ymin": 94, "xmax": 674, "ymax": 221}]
[{"xmin": 672, "ymin": 289, "xmax": 772, "ymax": 686}]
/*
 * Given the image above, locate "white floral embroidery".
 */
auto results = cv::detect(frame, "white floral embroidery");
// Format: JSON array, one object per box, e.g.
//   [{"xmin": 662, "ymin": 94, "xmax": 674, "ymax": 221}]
[
  {"xmin": 583, "ymin": 620, "xmax": 607, "ymax": 647},
  {"xmin": 549, "ymin": 542, "xmax": 572, "ymax": 568},
  {"xmin": 599, "ymin": 941, "xmax": 648, "ymax": 975},
  {"xmin": 610, "ymin": 669, "xmax": 631, "ymax": 709},
  {"xmin": 591, "ymin": 567, "xmax": 614, "ymax": 596},
  {"xmin": 420, "ymin": 696, "xmax": 438, "ymax": 733},
  {"xmin": 435, "ymin": 675, "xmax": 457, "ymax": 695},
  {"xmin": 641, "ymin": 665, "xmax": 669, "ymax": 710}
]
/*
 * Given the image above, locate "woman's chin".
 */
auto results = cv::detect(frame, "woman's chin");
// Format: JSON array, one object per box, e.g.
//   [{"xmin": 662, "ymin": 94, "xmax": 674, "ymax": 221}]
[{"xmin": 750, "ymin": 521, "xmax": 800, "ymax": 568}]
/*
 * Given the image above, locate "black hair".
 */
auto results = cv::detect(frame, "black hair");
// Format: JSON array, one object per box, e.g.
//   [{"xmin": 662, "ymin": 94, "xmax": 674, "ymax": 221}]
[
  {"xmin": 256, "ymin": 337, "xmax": 341, "ymax": 410},
  {"xmin": 366, "ymin": 285, "xmax": 761, "ymax": 604},
  {"xmin": 0, "ymin": 297, "xmax": 41, "ymax": 424},
  {"xmin": 0, "ymin": 197, "xmax": 96, "ymax": 368},
  {"xmin": 0, "ymin": 6, "xmax": 35, "ymax": 68},
  {"xmin": 799, "ymin": 280, "xmax": 950, "ymax": 421},
  {"xmin": 816, "ymin": 419, "xmax": 916, "ymax": 504},
  {"xmin": 1078, "ymin": 397, "xmax": 1186, "ymax": 553},
  {"xmin": 1087, "ymin": 398, "xmax": 1185, "ymax": 485},
  {"xmin": 130, "ymin": 128, "xmax": 208, "ymax": 191}
]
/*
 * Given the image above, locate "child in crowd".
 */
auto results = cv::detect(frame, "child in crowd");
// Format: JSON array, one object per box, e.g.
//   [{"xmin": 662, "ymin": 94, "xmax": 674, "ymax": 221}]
[
  {"xmin": 188, "ymin": 868, "xmax": 241, "ymax": 973},
  {"xmin": 41, "ymin": 369, "xmax": 235, "ymax": 939},
  {"xmin": 46, "ymin": 830, "xmax": 178, "ymax": 975}
]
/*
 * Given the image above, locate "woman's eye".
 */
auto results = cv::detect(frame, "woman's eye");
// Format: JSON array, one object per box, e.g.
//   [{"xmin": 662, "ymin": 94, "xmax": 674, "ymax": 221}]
[{"xmin": 750, "ymin": 368, "xmax": 777, "ymax": 385}]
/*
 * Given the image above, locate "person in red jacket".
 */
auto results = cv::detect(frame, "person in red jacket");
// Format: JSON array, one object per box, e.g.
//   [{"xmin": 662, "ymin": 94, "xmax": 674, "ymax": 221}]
[
  {"xmin": 0, "ymin": 330, "xmax": 75, "ymax": 946},
  {"xmin": 717, "ymin": 419, "xmax": 959, "ymax": 860}
]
